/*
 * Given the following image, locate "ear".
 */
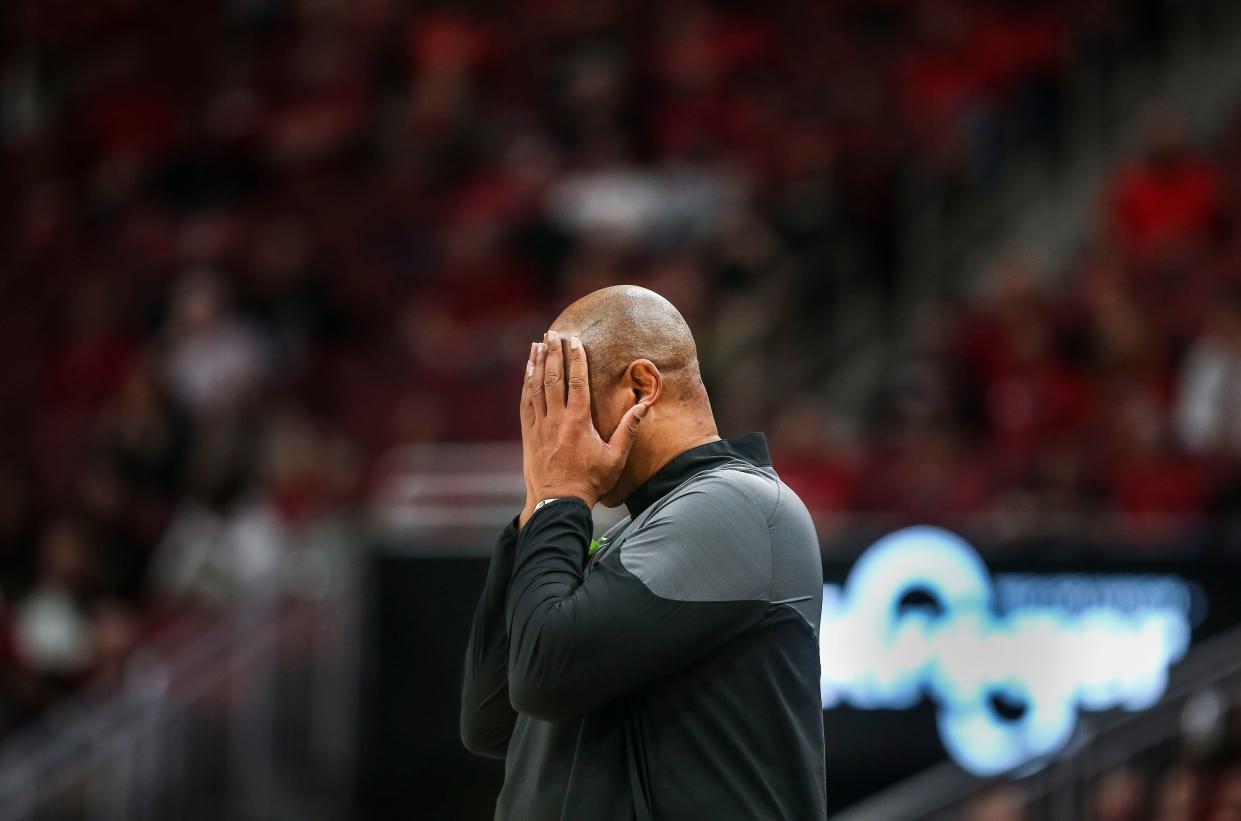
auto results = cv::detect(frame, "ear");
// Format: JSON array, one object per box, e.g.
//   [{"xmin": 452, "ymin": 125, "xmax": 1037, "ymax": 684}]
[{"xmin": 624, "ymin": 359, "xmax": 663, "ymax": 408}]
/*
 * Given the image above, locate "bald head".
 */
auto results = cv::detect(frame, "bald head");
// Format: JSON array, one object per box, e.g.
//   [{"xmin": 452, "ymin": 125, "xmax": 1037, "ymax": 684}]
[
  {"xmin": 551, "ymin": 285, "xmax": 705, "ymax": 403},
  {"xmin": 546, "ymin": 285, "xmax": 719, "ymax": 507}
]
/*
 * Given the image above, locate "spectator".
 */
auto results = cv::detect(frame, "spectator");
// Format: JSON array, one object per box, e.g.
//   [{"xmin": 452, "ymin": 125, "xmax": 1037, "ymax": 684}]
[
  {"xmin": 147, "ymin": 429, "xmax": 284, "ymax": 608},
  {"xmin": 965, "ymin": 784, "xmax": 1027, "ymax": 821},
  {"xmin": 11, "ymin": 521, "xmax": 99, "ymax": 677},
  {"xmin": 1090, "ymin": 767, "xmax": 1147, "ymax": 821},
  {"xmin": 1176, "ymin": 292, "xmax": 1241, "ymax": 455},
  {"xmin": 1106, "ymin": 108, "xmax": 1223, "ymax": 261},
  {"xmin": 1155, "ymin": 763, "xmax": 1205, "ymax": 821},
  {"xmin": 1212, "ymin": 761, "xmax": 1241, "ymax": 821},
  {"xmin": 164, "ymin": 271, "xmax": 268, "ymax": 419}
]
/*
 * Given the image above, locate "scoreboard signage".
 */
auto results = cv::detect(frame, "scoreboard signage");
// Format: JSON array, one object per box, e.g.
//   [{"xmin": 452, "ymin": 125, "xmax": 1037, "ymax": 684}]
[{"xmin": 819, "ymin": 527, "xmax": 1198, "ymax": 775}]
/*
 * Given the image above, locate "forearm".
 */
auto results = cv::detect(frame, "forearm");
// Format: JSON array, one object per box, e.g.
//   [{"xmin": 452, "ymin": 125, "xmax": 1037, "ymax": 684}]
[
  {"xmin": 504, "ymin": 501, "xmax": 728, "ymax": 721},
  {"xmin": 504, "ymin": 484, "xmax": 772, "ymax": 722},
  {"xmin": 460, "ymin": 519, "xmax": 520, "ymax": 757},
  {"xmin": 505, "ymin": 498, "xmax": 599, "ymax": 719}
]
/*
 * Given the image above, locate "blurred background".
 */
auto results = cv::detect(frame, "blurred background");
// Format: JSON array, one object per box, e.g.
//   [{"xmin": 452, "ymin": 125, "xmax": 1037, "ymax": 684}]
[{"xmin": 4, "ymin": 0, "xmax": 1241, "ymax": 818}]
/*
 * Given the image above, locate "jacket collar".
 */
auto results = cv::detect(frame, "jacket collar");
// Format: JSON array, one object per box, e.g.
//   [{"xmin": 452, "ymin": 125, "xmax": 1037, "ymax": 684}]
[{"xmin": 624, "ymin": 432, "xmax": 771, "ymax": 519}]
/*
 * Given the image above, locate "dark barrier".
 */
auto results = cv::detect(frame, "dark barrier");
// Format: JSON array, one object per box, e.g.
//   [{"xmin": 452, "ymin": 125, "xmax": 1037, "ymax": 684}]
[{"xmin": 358, "ymin": 534, "xmax": 1241, "ymax": 819}]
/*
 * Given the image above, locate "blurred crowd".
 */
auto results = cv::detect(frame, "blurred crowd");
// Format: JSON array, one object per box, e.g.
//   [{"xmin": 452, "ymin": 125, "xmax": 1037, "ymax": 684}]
[
  {"xmin": 785, "ymin": 107, "xmax": 1241, "ymax": 553},
  {"xmin": 0, "ymin": 0, "xmax": 1236, "ymax": 737}
]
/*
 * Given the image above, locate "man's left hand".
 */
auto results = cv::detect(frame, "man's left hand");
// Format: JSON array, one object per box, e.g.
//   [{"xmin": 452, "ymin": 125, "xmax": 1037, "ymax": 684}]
[{"xmin": 521, "ymin": 330, "xmax": 648, "ymax": 512}]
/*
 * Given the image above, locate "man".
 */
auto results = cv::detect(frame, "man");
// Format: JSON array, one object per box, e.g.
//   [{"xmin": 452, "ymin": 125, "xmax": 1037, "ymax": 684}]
[{"xmin": 461, "ymin": 285, "xmax": 826, "ymax": 820}]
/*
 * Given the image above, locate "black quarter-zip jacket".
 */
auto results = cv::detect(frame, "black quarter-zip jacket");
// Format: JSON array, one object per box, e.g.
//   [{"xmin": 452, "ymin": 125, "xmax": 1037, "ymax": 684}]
[{"xmin": 461, "ymin": 433, "xmax": 827, "ymax": 820}]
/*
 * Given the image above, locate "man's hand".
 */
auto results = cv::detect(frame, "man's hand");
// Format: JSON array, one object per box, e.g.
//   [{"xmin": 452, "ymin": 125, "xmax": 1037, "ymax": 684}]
[{"xmin": 520, "ymin": 330, "xmax": 648, "ymax": 520}]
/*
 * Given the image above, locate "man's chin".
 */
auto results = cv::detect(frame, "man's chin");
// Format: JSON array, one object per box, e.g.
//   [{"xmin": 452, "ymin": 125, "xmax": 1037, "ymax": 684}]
[{"xmin": 597, "ymin": 490, "xmax": 625, "ymax": 508}]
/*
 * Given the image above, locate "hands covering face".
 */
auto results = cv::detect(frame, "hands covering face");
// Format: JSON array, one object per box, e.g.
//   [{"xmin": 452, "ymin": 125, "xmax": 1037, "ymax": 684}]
[{"xmin": 518, "ymin": 331, "xmax": 649, "ymax": 527}]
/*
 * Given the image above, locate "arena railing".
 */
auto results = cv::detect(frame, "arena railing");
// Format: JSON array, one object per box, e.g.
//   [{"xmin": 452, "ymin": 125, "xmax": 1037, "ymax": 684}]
[{"xmin": 0, "ymin": 552, "xmax": 361, "ymax": 821}]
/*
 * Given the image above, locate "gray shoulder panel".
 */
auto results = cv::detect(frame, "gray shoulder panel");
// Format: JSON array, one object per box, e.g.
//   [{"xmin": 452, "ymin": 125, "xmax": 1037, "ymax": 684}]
[
  {"xmin": 617, "ymin": 464, "xmax": 824, "ymax": 634},
  {"xmin": 768, "ymin": 480, "xmax": 823, "ymax": 633},
  {"xmin": 619, "ymin": 468, "xmax": 775, "ymax": 603}
]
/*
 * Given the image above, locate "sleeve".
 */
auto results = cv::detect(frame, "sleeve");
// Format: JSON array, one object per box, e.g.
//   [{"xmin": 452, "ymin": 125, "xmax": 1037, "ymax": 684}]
[
  {"xmin": 505, "ymin": 477, "xmax": 774, "ymax": 723},
  {"xmin": 460, "ymin": 518, "xmax": 521, "ymax": 758}
]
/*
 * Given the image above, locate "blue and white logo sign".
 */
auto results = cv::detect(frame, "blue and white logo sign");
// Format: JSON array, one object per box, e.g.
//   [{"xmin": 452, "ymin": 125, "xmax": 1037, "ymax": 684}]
[{"xmin": 820, "ymin": 527, "xmax": 1197, "ymax": 776}]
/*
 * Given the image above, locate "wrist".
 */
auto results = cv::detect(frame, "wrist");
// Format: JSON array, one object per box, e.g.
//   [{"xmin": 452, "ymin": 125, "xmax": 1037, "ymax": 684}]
[
  {"xmin": 533, "ymin": 486, "xmax": 596, "ymax": 510},
  {"xmin": 519, "ymin": 498, "xmax": 537, "ymax": 529},
  {"xmin": 519, "ymin": 495, "xmax": 589, "ymax": 529}
]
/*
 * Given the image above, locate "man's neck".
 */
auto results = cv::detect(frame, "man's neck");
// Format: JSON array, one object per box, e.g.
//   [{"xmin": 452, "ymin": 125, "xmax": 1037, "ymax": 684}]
[{"xmin": 637, "ymin": 428, "xmax": 721, "ymax": 488}]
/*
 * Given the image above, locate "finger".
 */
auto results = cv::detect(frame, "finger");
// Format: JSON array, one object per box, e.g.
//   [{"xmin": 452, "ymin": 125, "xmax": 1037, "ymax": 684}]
[
  {"xmin": 520, "ymin": 342, "xmax": 537, "ymax": 428},
  {"xmin": 566, "ymin": 336, "xmax": 590, "ymax": 416},
  {"xmin": 529, "ymin": 340, "xmax": 547, "ymax": 417},
  {"xmin": 543, "ymin": 330, "xmax": 565, "ymax": 415},
  {"xmin": 606, "ymin": 400, "xmax": 649, "ymax": 459}
]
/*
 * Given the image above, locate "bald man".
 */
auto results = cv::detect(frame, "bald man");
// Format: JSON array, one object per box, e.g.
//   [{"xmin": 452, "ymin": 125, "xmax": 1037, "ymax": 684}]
[{"xmin": 461, "ymin": 286, "xmax": 827, "ymax": 820}]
